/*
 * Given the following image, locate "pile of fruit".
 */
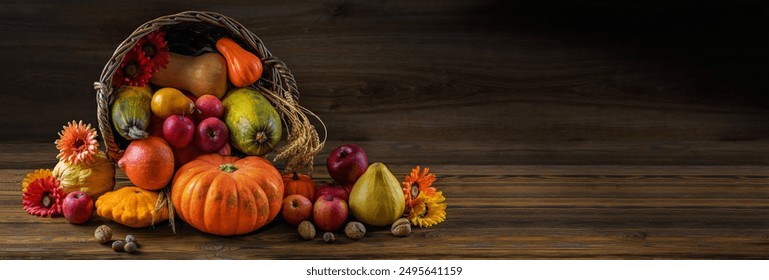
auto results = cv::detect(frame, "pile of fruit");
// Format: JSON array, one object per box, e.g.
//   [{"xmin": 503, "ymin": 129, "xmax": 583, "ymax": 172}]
[
  {"xmin": 19, "ymin": 26, "xmax": 447, "ymax": 245},
  {"xmin": 284, "ymin": 144, "xmax": 448, "ymax": 242}
]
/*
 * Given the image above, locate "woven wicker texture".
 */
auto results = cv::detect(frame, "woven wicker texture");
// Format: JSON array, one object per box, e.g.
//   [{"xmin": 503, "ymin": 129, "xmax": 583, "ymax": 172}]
[{"xmin": 94, "ymin": 11, "xmax": 325, "ymax": 174}]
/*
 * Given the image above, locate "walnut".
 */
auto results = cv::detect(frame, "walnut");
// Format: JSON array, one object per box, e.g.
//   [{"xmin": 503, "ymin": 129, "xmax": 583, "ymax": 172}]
[
  {"xmin": 344, "ymin": 222, "xmax": 366, "ymax": 240},
  {"xmin": 298, "ymin": 221, "xmax": 316, "ymax": 240},
  {"xmin": 94, "ymin": 225, "xmax": 112, "ymax": 243},
  {"xmin": 391, "ymin": 218, "xmax": 412, "ymax": 237}
]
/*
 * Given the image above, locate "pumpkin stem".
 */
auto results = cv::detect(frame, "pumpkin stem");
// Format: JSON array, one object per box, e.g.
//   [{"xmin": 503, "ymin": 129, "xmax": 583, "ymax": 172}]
[
  {"xmin": 292, "ymin": 171, "xmax": 299, "ymax": 180},
  {"xmin": 219, "ymin": 163, "xmax": 238, "ymax": 173}
]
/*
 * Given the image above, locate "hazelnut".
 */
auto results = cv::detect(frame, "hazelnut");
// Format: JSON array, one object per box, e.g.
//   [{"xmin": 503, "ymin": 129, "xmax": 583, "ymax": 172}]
[
  {"xmin": 124, "ymin": 242, "xmax": 139, "ymax": 253},
  {"xmin": 125, "ymin": 234, "xmax": 137, "ymax": 245},
  {"xmin": 298, "ymin": 221, "xmax": 316, "ymax": 240},
  {"xmin": 344, "ymin": 222, "xmax": 366, "ymax": 240},
  {"xmin": 391, "ymin": 218, "xmax": 411, "ymax": 237},
  {"xmin": 111, "ymin": 240, "xmax": 125, "ymax": 252},
  {"xmin": 94, "ymin": 225, "xmax": 112, "ymax": 243},
  {"xmin": 323, "ymin": 232, "xmax": 336, "ymax": 243}
]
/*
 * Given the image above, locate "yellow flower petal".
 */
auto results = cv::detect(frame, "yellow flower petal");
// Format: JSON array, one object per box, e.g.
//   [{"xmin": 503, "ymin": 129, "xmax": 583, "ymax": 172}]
[
  {"xmin": 406, "ymin": 192, "xmax": 447, "ymax": 228},
  {"xmin": 21, "ymin": 169, "xmax": 53, "ymax": 192}
]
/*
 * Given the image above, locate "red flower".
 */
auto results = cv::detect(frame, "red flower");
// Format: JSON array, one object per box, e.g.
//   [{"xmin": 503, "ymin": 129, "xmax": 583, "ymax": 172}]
[
  {"xmin": 112, "ymin": 46, "xmax": 153, "ymax": 87},
  {"xmin": 22, "ymin": 176, "xmax": 65, "ymax": 217},
  {"xmin": 139, "ymin": 30, "xmax": 169, "ymax": 72}
]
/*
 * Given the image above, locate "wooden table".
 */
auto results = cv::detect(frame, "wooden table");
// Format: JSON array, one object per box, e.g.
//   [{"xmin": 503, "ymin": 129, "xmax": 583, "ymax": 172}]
[{"xmin": 2, "ymin": 143, "xmax": 768, "ymax": 259}]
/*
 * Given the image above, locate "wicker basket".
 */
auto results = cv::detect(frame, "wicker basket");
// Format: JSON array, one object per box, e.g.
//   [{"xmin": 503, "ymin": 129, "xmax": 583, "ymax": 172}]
[{"xmin": 93, "ymin": 11, "xmax": 325, "ymax": 174}]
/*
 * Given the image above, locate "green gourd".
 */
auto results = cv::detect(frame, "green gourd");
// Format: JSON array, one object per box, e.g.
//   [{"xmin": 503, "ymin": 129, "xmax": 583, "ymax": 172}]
[
  {"xmin": 111, "ymin": 86, "xmax": 152, "ymax": 140},
  {"xmin": 222, "ymin": 87, "xmax": 282, "ymax": 156}
]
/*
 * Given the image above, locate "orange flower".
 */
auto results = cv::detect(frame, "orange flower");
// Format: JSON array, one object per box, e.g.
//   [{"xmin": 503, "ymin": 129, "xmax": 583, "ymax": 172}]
[
  {"xmin": 21, "ymin": 169, "xmax": 53, "ymax": 192},
  {"xmin": 55, "ymin": 120, "xmax": 100, "ymax": 165},
  {"xmin": 22, "ymin": 176, "xmax": 65, "ymax": 217},
  {"xmin": 402, "ymin": 166, "xmax": 437, "ymax": 208}
]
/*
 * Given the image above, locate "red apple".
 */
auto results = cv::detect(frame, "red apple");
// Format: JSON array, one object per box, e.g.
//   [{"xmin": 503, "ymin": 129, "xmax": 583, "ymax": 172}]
[
  {"xmin": 62, "ymin": 191, "xmax": 94, "ymax": 224},
  {"xmin": 326, "ymin": 144, "xmax": 368, "ymax": 185},
  {"xmin": 217, "ymin": 142, "xmax": 232, "ymax": 156},
  {"xmin": 173, "ymin": 143, "xmax": 200, "ymax": 168},
  {"xmin": 282, "ymin": 194, "xmax": 313, "ymax": 226},
  {"xmin": 195, "ymin": 94, "xmax": 224, "ymax": 121},
  {"xmin": 162, "ymin": 115, "xmax": 196, "ymax": 148},
  {"xmin": 343, "ymin": 182, "xmax": 355, "ymax": 194},
  {"xmin": 313, "ymin": 195, "xmax": 348, "ymax": 232},
  {"xmin": 194, "ymin": 117, "xmax": 229, "ymax": 153},
  {"xmin": 315, "ymin": 183, "xmax": 350, "ymax": 202}
]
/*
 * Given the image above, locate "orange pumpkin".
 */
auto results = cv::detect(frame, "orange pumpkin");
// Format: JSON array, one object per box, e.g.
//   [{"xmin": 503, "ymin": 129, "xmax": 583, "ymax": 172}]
[
  {"xmin": 171, "ymin": 154, "xmax": 283, "ymax": 236},
  {"xmin": 282, "ymin": 171, "xmax": 315, "ymax": 201}
]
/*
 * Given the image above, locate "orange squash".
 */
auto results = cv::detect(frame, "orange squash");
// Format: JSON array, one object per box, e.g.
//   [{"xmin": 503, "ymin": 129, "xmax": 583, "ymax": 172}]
[
  {"xmin": 171, "ymin": 154, "xmax": 283, "ymax": 236},
  {"xmin": 282, "ymin": 171, "xmax": 315, "ymax": 201},
  {"xmin": 215, "ymin": 37, "xmax": 263, "ymax": 87}
]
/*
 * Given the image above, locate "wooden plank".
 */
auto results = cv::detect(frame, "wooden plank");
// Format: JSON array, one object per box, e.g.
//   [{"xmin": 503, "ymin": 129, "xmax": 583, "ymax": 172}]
[{"xmin": 2, "ymin": 163, "xmax": 769, "ymax": 259}]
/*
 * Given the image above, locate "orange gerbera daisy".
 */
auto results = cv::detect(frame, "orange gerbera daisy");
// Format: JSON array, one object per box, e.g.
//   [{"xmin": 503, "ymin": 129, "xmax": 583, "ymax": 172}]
[
  {"xmin": 21, "ymin": 169, "xmax": 53, "ymax": 192},
  {"xmin": 55, "ymin": 120, "xmax": 100, "ymax": 165},
  {"xmin": 402, "ymin": 166, "xmax": 437, "ymax": 208},
  {"xmin": 22, "ymin": 176, "xmax": 65, "ymax": 217},
  {"xmin": 406, "ymin": 191, "xmax": 447, "ymax": 228}
]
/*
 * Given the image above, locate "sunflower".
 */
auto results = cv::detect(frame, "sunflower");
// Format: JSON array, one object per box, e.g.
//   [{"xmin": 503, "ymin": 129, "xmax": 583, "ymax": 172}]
[
  {"xmin": 406, "ymin": 191, "xmax": 447, "ymax": 228},
  {"xmin": 138, "ymin": 29, "xmax": 169, "ymax": 72},
  {"xmin": 402, "ymin": 166, "xmax": 437, "ymax": 208},
  {"xmin": 55, "ymin": 120, "xmax": 100, "ymax": 165},
  {"xmin": 22, "ymin": 176, "xmax": 65, "ymax": 217},
  {"xmin": 21, "ymin": 169, "xmax": 53, "ymax": 192},
  {"xmin": 112, "ymin": 46, "xmax": 153, "ymax": 87}
]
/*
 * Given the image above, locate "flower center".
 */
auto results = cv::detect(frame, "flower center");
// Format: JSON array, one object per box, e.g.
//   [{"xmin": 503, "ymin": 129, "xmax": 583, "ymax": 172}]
[
  {"xmin": 125, "ymin": 63, "xmax": 138, "ymax": 78},
  {"xmin": 40, "ymin": 191, "xmax": 53, "ymax": 208},
  {"xmin": 143, "ymin": 44, "xmax": 157, "ymax": 58},
  {"xmin": 410, "ymin": 182, "xmax": 420, "ymax": 199},
  {"xmin": 418, "ymin": 204, "xmax": 429, "ymax": 218},
  {"xmin": 74, "ymin": 139, "xmax": 85, "ymax": 149}
]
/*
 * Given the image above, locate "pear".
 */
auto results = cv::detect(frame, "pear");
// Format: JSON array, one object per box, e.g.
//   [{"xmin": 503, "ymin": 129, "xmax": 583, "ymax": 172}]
[{"xmin": 348, "ymin": 162, "xmax": 406, "ymax": 227}]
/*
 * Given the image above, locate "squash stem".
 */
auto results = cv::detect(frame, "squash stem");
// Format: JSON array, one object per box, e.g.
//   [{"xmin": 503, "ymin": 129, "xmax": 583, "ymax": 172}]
[{"xmin": 219, "ymin": 163, "xmax": 238, "ymax": 173}]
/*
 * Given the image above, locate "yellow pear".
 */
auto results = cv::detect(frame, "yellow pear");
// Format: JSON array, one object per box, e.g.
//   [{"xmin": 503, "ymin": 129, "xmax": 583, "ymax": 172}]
[
  {"xmin": 348, "ymin": 162, "xmax": 406, "ymax": 227},
  {"xmin": 150, "ymin": 87, "xmax": 196, "ymax": 119}
]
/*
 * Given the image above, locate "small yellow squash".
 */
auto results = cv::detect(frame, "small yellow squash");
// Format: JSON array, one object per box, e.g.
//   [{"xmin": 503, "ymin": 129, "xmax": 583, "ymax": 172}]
[{"xmin": 95, "ymin": 186, "xmax": 169, "ymax": 228}]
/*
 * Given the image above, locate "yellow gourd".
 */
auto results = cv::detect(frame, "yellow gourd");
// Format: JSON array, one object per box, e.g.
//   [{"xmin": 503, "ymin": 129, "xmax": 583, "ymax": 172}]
[
  {"xmin": 95, "ymin": 186, "xmax": 169, "ymax": 228},
  {"xmin": 150, "ymin": 52, "xmax": 228, "ymax": 99},
  {"xmin": 53, "ymin": 151, "xmax": 115, "ymax": 198}
]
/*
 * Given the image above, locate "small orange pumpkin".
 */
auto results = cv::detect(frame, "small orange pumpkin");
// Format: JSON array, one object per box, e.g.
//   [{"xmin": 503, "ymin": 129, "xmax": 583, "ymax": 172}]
[
  {"xmin": 282, "ymin": 171, "xmax": 315, "ymax": 201},
  {"xmin": 171, "ymin": 154, "xmax": 283, "ymax": 236},
  {"xmin": 216, "ymin": 37, "xmax": 263, "ymax": 87}
]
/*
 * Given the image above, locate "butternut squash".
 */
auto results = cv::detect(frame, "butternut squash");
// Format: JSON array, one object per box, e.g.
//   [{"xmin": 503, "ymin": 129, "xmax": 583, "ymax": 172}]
[{"xmin": 149, "ymin": 52, "xmax": 228, "ymax": 99}]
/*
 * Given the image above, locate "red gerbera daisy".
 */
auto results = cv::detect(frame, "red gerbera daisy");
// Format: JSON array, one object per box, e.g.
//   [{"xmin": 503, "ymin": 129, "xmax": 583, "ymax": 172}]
[
  {"xmin": 112, "ymin": 46, "xmax": 153, "ymax": 87},
  {"xmin": 22, "ymin": 176, "xmax": 65, "ymax": 217},
  {"xmin": 138, "ymin": 30, "xmax": 169, "ymax": 72}
]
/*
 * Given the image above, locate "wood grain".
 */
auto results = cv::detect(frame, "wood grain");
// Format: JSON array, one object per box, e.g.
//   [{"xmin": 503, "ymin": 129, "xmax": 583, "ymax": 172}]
[{"xmin": 1, "ymin": 0, "xmax": 769, "ymax": 165}]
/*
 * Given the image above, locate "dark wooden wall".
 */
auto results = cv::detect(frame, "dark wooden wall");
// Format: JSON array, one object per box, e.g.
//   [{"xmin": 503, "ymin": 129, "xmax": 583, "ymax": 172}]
[{"xmin": 2, "ymin": 0, "xmax": 769, "ymax": 165}]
